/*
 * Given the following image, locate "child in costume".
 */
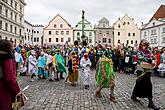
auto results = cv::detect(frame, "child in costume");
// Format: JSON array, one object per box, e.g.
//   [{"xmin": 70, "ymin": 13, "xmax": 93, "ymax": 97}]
[
  {"xmin": 80, "ymin": 53, "xmax": 91, "ymax": 89},
  {"xmin": 95, "ymin": 50, "xmax": 116, "ymax": 103}
]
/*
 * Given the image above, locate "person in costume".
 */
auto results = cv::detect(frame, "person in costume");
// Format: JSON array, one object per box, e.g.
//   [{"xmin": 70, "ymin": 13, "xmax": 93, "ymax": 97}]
[
  {"xmin": 20, "ymin": 47, "xmax": 27, "ymax": 76},
  {"xmin": 131, "ymin": 40, "xmax": 160, "ymax": 110},
  {"xmin": 66, "ymin": 51, "xmax": 79, "ymax": 86},
  {"xmin": 80, "ymin": 53, "xmax": 91, "ymax": 89},
  {"xmin": 88, "ymin": 48, "xmax": 95, "ymax": 70},
  {"xmin": 28, "ymin": 50, "xmax": 37, "ymax": 82},
  {"xmin": 55, "ymin": 49, "xmax": 66, "ymax": 80},
  {"xmin": 14, "ymin": 46, "xmax": 24, "ymax": 77},
  {"xmin": 95, "ymin": 50, "xmax": 116, "ymax": 103},
  {"xmin": 37, "ymin": 51, "xmax": 47, "ymax": 79},
  {"xmin": 153, "ymin": 47, "xmax": 160, "ymax": 76},
  {"xmin": 48, "ymin": 51, "xmax": 56, "ymax": 81}
]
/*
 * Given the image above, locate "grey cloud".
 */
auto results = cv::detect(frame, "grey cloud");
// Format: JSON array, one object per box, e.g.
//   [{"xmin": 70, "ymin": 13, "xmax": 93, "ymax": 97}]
[{"xmin": 25, "ymin": 0, "xmax": 165, "ymax": 27}]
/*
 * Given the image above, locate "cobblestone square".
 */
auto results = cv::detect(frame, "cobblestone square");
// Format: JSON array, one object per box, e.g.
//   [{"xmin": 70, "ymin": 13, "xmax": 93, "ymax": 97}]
[{"xmin": 19, "ymin": 70, "xmax": 165, "ymax": 110}]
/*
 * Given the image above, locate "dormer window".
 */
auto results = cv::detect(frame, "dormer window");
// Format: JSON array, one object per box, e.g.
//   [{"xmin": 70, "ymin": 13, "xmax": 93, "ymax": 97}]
[
  {"xmin": 54, "ymin": 24, "xmax": 56, "ymax": 28},
  {"xmin": 153, "ymin": 22, "xmax": 155, "ymax": 26},
  {"xmin": 118, "ymin": 24, "xmax": 120, "ymax": 28},
  {"xmin": 60, "ymin": 24, "xmax": 63, "ymax": 28}
]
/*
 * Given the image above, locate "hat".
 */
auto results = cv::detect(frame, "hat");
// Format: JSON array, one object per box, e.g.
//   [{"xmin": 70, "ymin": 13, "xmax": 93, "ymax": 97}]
[{"xmin": 31, "ymin": 50, "xmax": 35, "ymax": 55}]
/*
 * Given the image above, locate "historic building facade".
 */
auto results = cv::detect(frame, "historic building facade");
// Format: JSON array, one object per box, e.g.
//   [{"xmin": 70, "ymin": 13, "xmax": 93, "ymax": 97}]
[
  {"xmin": 141, "ymin": 5, "xmax": 165, "ymax": 48},
  {"xmin": 43, "ymin": 14, "xmax": 74, "ymax": 45},
  {"xmin": 33, "ymin": 25, "xmax": 44, "ymax": 46},
  {"xmin": 0, "ymin": 0, "xmax": 26, "ymax": 46},
  {"xmin": 113, "ymin": 14, "xmax": 140, "ymax": 47},
  {"xmin": 24, "ymin": 20, "xmax": 33, "ymax": 45},
  {"xmin": 94, "ymin": 17, "xmax": 114, "ymax": 46},
  {"xmin": 74, "ymin": 19, "xmax": 95, "ymax": 46}
]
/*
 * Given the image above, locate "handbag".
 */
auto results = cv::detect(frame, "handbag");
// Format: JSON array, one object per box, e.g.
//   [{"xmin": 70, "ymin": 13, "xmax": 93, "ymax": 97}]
[{"xmin": 12, "ymin": 93, "xmax": 26, "ymax": 110}]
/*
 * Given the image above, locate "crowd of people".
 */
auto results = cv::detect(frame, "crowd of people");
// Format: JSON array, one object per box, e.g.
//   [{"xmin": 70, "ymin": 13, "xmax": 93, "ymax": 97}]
[{"xmin": 0, "ymin": 39, "xmax": 164, "ymax": 110}]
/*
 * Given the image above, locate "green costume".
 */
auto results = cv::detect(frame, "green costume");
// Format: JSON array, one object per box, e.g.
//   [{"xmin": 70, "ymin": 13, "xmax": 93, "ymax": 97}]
[
  {"xmin": 55, "ymin": 54, "xmax": 66, "ymax": 73},
  {"xmin": 96, "ymin": 56, "xmax": 115, "ymax": 88}
]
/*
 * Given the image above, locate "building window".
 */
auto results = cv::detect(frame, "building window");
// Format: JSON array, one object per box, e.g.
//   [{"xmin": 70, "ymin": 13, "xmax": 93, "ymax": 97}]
[
  {"xmin": 5, "ymin": 9, "xmax": 8, "ymax": 17},
  {"xmin": 34, "ymin": 37, "xmax": 36, "ymax": 42},
  {"xmin": 37, "ymin": 37, "xmax": 39, "ymax": 42},
  {"xmin": 127, "ymin": 40, "xmax": 129, "ymax": 44},
  {"xmin": 0, "ymin": 35, "xmax": 2, "ymax": 39},
  {"xmin": 19, "ymin": 29, "xmax": 22, "ymax": 36},
  {"xmin": 56, "ymin": 31, "xmax": 59, "ymax": 35},
  {"xmin": 103, "ymin": 24, "xmax": 105, "ymax": 27},
  {"xmin": 15, "ymin": 1, "xmax": 17, "ymax": 10},
  {"xmin": 15, "ymin": 27, "xmax": 17, "ymax": 34},
  {"xmin": 102, "ymin": 38, "xmax": 107, "ymax": 43},
  {"xmin": 144, "ymin": 32, "xmax": 146, "ymax": 36},
  {"xmin": 61, "ymin": 31, "xmax": 64, "ymax": 35},
  {"xmin": 49, "ymin": 31, "xmax": 51, "ymax": 35},
  {"xmin": 10, "ymin": 38, "xmax": 12, "ymax": 42},
  {"xmin": 89, "ymin": 39, "xmax": 92, "ymax": 43},
  {"xmin": 118, "ymin": 24, "xmax": 120, "ymax": 28},
  {"xmin": 127, "ymin": 22, "xmax": 130, "ymax": 25},
  {"xmin": 99, "ymin": 31, "xmax": 102, "ymax": 34},
  {"xmin": 25, "ymin": 35, "xmax": 26, "ymax": 40},
  {"xmin": 123, "ymin": 22, "xmax": 126, "ymax": 25},
  {"xmin": 162, "ymin": 28, "xmax": 165, "ymax": 33},
  {"xmin": 0, "ymin": 5, "xmax": 2, "ymax": 14},
  {"xmin": 89, "ymin": 32, "xmax": 92, "ymax": 36},
  {"xmin": 118, "ymin": 40, "xmax": 120, "ymax": 43},
  {"xmin": 128, "ymin": 33, "xmax": 131, "ymax": 36},
  {"xmin": 5, "ymin": 23, "xmax": 8, "ymax": 31},
  {"xmin": 0, "ymin": 21, "xmax": 2, "ymax": 29},
  {"xmin": 20, "ymin": 16, "xmax": 22, "ymax": 24},
  {"xmin": 68, "ymin": 38, "xmax": 71, "ymax": 42},
  {"xmin": 151, "ymin": 39, "xmax": 153, "ymax": 44},
  {"xmin": 60, "ymin": 24, "xmax": 63, "ymax": 28},
  {"xmin": 11, "ymin": 0, "xmax": 13, "ymax": 6},
  {"xmin": 151, "ymin": 30, "xmax": 156, "ymax": 35},
  {"xmin": 163, "ymin": 37, "xmax": 165, "ymax": 43},
  {"xmin": 154, "ymin": 38, "xmax": 157, "ymax": 44},
  {"xmin": 153, "ymin": 22, "xmax": 155, "ymax": 26},
  {"xmin": 61, "ymin": 38, "xmax": 64, "ymax": 42},
  {"xmin": 15, "ymin": 14, "xmax": 17, "ymax": 22},
  {"xmin": 118, "ymin": 32, "xmax": 120, "ymax": 36},
  {"xmin": 131, "ymin": 40, "xmax": 133, "ymax": 44},
  {"xmin": 66, "ymin": 31, "xmax": 69, "ymax": 35},
  {"xmin": 56, "ymin": 38, "xmax": 58, "ymax": 42},
  {"xmin": 5, "ymin": 37, "xmax": 7, "ymax": 40},
  {"xmin": 37, "ymin": 31, "xmax": 39, "ymax": 33},
  {"xmin": 135, "ymin": 40, "xmax": 137, "ymax": 44},
  {"xmin": 34, "ymin": 31, "xmax": 36, "ymax": 33},
  {"xmin": 108, "ymin": 39, "xmax": 111, "ymax": 43},
  {"xmin": 49, "ymin": 38, "xmax": 51, "ymax": 42},
  {"xmin": 77, "ymin": 32, "xmax": 80, "ymax": 36},
  {"xmin": 10, "ymin": 12, "xmax": 13, "ymax": 19},
  {"xmin": 20, "ymin": 5, "xmax": 22, "ymax": 13},
  {"xmin": 54, "ymin": 24, "xmax": 56, "ymax": 28},
  {"xmin": 10, "ymin": 25, "xmax": 12, "ymax": 33},
  {"xmin": 133, "ymin": 33, "xmax": 135, "ymax": 36}
]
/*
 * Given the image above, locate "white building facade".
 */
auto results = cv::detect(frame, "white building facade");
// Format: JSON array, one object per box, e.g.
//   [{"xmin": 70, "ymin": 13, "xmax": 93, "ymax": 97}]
[
  {"xmin": 44, "ymin": 14, "xmax": 74, "ymax": 45},
  {"xmin": 141, "ymin": 19, "xmax": 165, "ymax": 48},
  {"xmin": 33, "ymin": 25, "xmax": 44, "ymax": 46},
  {"xmin": 0, "ymin": 0, "xmax": 26, "ymax": 46},
  {"xmin": 113, "ymin": 14, "xmax": 140, "ymax": 47},
  {"xmin": 24, "ymin": 20, "xmax": 33, "ymax": 45}
]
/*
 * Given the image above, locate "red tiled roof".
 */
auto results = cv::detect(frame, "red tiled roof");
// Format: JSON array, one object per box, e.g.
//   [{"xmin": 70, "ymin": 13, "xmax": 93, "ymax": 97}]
[{"xmin": 151, "ymin": 4, "xmax": 165, "ymax": 20}]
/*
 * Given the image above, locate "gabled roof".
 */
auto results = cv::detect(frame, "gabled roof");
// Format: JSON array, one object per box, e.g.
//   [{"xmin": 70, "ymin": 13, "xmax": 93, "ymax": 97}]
[
  {"xmin": 142, "ymin": 19, "xmax": 165, "ymax": 29},
  {"xmin": 78, "ymin": 19, "xmax": 91, "ymax": 24},
  {"xmin": 45, "ymin": 14, "xmax": 72, "ymax": 29},
  {"xmin": 151, "ymin": 4, "xmax": 165, "ymax": 20},
  {"xmin": 99, "ymin": 17, "xmax": 109, "ymax": 23}
]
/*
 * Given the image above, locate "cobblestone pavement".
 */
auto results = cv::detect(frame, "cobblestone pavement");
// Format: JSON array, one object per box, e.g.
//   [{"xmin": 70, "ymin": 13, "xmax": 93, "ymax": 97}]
[{"xmin": 19, "ymin": 70, "xmax": 165, "ymax": 110}]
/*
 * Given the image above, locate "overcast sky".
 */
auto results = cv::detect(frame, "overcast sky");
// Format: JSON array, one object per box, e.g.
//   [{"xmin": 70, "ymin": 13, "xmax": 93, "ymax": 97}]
[{"xmin": 25, "ymin": 0, "xmax": 165, "ymax": 27}]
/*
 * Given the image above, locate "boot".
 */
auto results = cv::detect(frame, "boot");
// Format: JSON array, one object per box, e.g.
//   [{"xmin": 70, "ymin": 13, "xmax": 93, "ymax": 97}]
[
  {"xmin": 60, "ymin": 72, "xmax": 64, "ymax": 79},
  {"xmin": 110, "ymin": 94, "xmax": 117, "ymax": 103},
  {"xmin": 131, "ymin": 96, "xmax": 141, "ymax": 103},
  {"xmin": 95, "ymin": 91, "xmax": 102, "ymax": 97},
  {"xmin": 148, "ymin": 101, "xmax": 160, "ymax": 110}
]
